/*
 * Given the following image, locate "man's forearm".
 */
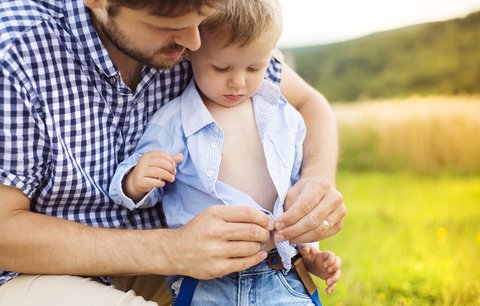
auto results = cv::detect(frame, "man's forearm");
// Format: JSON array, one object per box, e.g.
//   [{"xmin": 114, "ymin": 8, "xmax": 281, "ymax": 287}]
[
  {"xmin": 297, "ymin": 89, "xmax": 338, "ymax": 184},
  {"xmin": 0, "ymin": 185, "xmax": 273, "ymax": 280},
  {"xmin": 0, "ymin": 185, "xmax": 176, "ymax": 276},
  {"xmin": 279, "ymin": 63, "xmax": 338, "ymax": 184}
]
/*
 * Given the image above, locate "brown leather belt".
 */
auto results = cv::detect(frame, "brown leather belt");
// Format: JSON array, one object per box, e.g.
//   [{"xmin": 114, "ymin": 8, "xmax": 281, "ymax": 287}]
[{"xmin": 266, "ymin": 250, "xmax": 318, "ymax": 296}]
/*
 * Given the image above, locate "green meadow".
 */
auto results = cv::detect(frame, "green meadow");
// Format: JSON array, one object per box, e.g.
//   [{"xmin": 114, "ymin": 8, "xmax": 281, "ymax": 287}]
[
  {"xmin": 317, "ymin": 171, "xmax": 480, "ymax": 306},
  {"xmin": 313, "ymin": 98, "xmax": 480, "ymax": 305}
]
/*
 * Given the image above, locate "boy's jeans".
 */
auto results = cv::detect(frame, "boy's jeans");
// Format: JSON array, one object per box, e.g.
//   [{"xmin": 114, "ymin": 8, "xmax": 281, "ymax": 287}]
[{"xmin": 169, "ymin": 258, "xmax": 316, "ymax": 306}]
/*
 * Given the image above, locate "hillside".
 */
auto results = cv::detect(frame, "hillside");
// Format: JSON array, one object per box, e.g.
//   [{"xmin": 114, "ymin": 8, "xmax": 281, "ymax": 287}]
[{"xmin": 282, "ymin": 11, "xmax": 480, "ymax": 102}]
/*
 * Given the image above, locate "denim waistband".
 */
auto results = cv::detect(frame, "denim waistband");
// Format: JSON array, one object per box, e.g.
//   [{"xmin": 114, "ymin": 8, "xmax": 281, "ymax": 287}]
[{"xmin": 227, "ymin": 249, "xmax": 299, "ymax": 277}]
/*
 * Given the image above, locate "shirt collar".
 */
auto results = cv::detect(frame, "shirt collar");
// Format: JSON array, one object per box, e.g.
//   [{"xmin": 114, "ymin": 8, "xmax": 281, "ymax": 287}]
[
  {"xmin": 180, "ymin": 80, "xmax": 216, "ymax": 137},
  {"xmin": 254, "ymin": 79, "xmax": 284, "ymax": 106},
  {"xmin": 63, "ymin": 0, "xmax": 118, "ymax": 77},
  {"xmin": 180, "ymin": 79, "xmax": 284, "ymax": 137}
]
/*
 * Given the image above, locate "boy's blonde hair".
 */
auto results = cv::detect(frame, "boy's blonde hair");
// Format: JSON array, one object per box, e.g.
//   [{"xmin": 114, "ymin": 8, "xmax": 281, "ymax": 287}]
[{"xmin": 200, "ymin": 0, "xmax": 282, "ymax": 47}]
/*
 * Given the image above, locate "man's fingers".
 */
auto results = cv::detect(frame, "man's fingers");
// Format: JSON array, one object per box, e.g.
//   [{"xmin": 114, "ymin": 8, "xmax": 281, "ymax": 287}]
[
  {"xmin": 212, "ymin": 221, "xmax": 271, "ymax": 243},
  {"xmin": 212, "ymin": 206, "xmax": 274, "ymax": 231},
  {"xmin": 224, "ymin": 241, "xmax": 265, "ymax": 257},
  {"xmin": 283, "ymin": 219, "xmax": 343, "ymax": 245},
  {"xmin": 275, "ymin": 189, "xmax": 345, "ymax": 243},
  {"xmin": 277, "ymin": 184, "xmax": 325, "ymax": 231},
  {"xmin": 224, "ymin": 251, "xmax": 268, "ymax": 275}
]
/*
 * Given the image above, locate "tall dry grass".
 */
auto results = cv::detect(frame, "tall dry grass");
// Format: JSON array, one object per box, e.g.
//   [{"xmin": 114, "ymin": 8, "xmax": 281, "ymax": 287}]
[{"xmin": 333, "ymin": 96, "xmax": 480, "ymax": 175}]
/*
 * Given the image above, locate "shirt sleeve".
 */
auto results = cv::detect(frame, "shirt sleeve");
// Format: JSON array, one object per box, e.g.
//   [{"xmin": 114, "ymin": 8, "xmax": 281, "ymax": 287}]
[
  {"xmin": 109, "ymin": 112, "xmax": 185, "ymax": 210},
  {"xmin": 108, "ymin": 151, "xmax": 162, "ymax": 210},
  {"xmin": 0, "ymin": 57, "xmax": 50, "ymax": 198}
]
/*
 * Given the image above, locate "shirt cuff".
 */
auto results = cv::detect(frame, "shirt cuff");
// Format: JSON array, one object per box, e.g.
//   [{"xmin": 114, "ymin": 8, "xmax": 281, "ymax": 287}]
[{"xmin": 109, "ymin": 165, "xmax": 161, "ymax": 210}]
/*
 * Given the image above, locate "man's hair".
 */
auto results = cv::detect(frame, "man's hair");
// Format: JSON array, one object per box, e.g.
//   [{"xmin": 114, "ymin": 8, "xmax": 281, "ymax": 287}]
[
  {"xmin": 107, "ymin": 0, "xmax": 221, "ymax": 17},
  {"xmin": 200, "ymin": 0, "xmax": 282, "ymax": 47}
]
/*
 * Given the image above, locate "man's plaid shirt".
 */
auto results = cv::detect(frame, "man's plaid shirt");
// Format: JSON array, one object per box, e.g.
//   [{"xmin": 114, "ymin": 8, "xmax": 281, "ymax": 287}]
[{"xmin": 0, "ymin": 0, "xmax": 282, "ymax": 285}]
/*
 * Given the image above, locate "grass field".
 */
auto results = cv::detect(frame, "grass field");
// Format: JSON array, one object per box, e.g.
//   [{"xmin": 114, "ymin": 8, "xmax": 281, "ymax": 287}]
[
  {"xmin": 315, "ymin": 171, "xmax": 480, "ymax": 305},
  {"xmin": 333, "ymin": 97, "xmax": 480, "ymax": 175}
]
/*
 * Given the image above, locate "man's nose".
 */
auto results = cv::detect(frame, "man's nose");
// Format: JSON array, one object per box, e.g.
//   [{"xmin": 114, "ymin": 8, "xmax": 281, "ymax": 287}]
[{"xmin": 174, "ymin": 26, "xmax": 201, "ymax": 51}]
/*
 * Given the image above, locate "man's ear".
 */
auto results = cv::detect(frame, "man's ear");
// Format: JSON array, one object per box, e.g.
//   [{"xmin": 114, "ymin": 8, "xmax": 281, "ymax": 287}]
[{"xmin": 83, "ymin": 0, "xmax": 108, "ymax": 10}]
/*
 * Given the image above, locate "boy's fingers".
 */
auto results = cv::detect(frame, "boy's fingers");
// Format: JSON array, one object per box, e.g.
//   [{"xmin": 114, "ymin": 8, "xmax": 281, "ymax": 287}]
[
  {"xmin": 144, "ymin": 150, "xmax": 174, "ymax": 161},
  {"xmin": 327, "ymin": 255, "xmax": 341, "ymax": 273},
  {"xmin": 299, "ymin": 245, "xmax": 314, "ymax": 261},
  {"xmin": 326, "ymin": 282, "xmax": 337, "ymax": 294},
  {"xmin": 143, "ymin": 178, "xmax": 166, "ymax": 189},
  {"xmin": 327, "ymin": 268, "xmax": 341, "ymax": 285},
  {"xmin": 145, "ymin": 168, "xmax": 175, "ymax": 182},
  {"xmin": 149, "ymin": 158, "xmax": 178, "ymax": 174},
  {"xmin": 172, "ymin": 152, "xmax": 184, "ymax": 163},
  {"xmin": 321, "ymin": 251, "xmax": 335, "ymax": 266}
]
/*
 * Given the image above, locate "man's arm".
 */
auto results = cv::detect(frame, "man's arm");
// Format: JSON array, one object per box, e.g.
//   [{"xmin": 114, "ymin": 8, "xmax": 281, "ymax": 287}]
[
  {"xmin": 276, "ymin": 63, "xmax": 346, "ymax": 243},
  {"xmin": 0, "ymin": 184, "xmax": 272, "ymax": 279}
]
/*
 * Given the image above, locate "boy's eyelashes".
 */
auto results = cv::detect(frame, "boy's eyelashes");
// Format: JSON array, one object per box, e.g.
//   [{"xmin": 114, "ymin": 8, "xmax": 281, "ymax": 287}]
[
  {"xmin": 211, "ymin": 65, "xmax": 230, "ymax": 72},
  {"xmin": 247, "ymin": 67, "xmax": 261, "ymax": 72},
  {"xmin": 210, "ymin": 65, "xmax": 262, "ymax": 72}
]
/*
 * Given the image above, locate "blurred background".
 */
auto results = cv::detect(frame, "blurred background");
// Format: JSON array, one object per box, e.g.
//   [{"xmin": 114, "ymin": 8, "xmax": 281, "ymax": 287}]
[{"xmin": 278, "ymin": 0, "xmax": 480, "ymax": 305}]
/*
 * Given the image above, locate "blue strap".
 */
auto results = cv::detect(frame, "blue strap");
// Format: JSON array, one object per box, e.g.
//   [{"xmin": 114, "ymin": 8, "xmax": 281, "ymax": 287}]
[
  {"xmin": 174, "ymin": 277, "xmax": 198, "ymax": 306},
  {"xmin": 310, "ymin": 289, "xmax": 322, "ymax": 306}
]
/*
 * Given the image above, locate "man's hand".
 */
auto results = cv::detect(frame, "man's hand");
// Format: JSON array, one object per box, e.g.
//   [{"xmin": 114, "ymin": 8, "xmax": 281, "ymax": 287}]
[
  {"xmin": 168, "ymin": 205, "xmax": 274, "ymax": 280},
  {"xmin": 123, "ymin": 150, "xmax": 183, "ymax": 202},
  {"xmin": 274, "ymin": 176, "xmax": 346, "ymax": 244}
]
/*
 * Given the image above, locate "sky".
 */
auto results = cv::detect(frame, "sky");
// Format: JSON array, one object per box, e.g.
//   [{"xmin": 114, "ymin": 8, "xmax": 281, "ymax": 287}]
[{"xmin": 278, "ymin": 0, "xmax": 480, "ymax": 48}]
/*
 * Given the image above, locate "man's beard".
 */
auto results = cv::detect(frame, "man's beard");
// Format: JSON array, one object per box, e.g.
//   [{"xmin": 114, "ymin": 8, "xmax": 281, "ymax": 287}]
[{"xmin": 100, "ymin": 19, "xmax": 185, "ymax": 70}]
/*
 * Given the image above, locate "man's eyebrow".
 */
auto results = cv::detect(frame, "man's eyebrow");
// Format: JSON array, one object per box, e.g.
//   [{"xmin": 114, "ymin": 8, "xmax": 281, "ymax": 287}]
[
  {"xmin": 152, "ymin": 25, "xmax": 190, "ymax": 31},
  {"xmin": 144, "ymin": 22, "xmax": 191, "ymax": 31}
]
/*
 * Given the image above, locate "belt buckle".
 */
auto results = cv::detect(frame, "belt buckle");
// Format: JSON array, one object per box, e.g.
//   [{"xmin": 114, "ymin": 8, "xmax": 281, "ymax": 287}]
[{"xmin": 267, "ymin": 252, "xmax": 284, "ymax": 270}]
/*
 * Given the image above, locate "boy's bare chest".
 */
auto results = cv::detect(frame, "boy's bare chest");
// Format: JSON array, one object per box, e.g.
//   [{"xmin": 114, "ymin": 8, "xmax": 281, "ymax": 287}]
[{"xmin": 210, "ymin": 103, "xmax": 278, "ymax": 211}]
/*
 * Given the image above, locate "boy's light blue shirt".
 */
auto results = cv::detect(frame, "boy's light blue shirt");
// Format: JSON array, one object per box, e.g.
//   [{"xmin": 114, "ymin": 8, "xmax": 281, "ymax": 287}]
[{"xmin": 110, "ymin": 79, "xmax": 306, "ymax": 268}]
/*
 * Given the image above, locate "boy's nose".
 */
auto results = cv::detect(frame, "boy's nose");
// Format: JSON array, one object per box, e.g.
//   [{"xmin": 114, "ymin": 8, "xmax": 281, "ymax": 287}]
[{"xmin": 228, "ymin": 74, "xmax": 246, "ymax": 89}]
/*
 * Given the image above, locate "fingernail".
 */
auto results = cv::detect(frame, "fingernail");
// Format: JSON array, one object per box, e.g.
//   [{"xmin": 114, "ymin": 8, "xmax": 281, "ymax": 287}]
[
  {"xmin": 274, "ymin": 233, "xmax": 285, "ymax": 242},
  {"xmin": 276, "ymin": 222, "xmax": 285, "ymax": 231},
  {"xmin": 260, "ymin": 252, "xmax": 268, "ymax": 260},
  {"xmin": 268, "ymin": 219, "xmax": 274, "ymax": 230}
]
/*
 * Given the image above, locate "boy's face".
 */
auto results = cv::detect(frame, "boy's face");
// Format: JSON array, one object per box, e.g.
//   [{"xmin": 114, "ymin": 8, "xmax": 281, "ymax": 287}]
[
  {"xmin": 189, "ymin": 30, "xmax": 277, "ymax": 108},
  {"xmin": 90, "ymin": 4, "xmax": 216, "ymax": 69}
]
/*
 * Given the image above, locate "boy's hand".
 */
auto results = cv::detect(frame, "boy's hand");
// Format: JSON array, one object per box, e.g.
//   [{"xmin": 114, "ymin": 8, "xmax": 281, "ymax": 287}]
[
  {"xmin": 124, "ymin": 151, "xmax": 184, "ymax": 202},
  {"xmin": 300, "ymin": 245, "xmax": 341, "ymax": 294}
]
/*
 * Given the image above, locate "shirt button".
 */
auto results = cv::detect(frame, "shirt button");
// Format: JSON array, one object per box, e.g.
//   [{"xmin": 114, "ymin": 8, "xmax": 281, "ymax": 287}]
[{"xmin": 206, "ymin": 170, "xmax": 214, "ymax": 177}]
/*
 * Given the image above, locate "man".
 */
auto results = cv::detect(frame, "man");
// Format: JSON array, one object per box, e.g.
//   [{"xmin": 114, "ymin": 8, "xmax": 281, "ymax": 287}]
[{"xmin": 0, "ymin": 0, "xmax": 346, "ymax": 305}]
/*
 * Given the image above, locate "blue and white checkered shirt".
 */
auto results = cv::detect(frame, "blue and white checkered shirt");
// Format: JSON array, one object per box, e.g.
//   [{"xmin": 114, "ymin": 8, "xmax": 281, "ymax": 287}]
[{"xmin": 0, "ymin": 0, "xmax": 282, "ymax": 285}]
